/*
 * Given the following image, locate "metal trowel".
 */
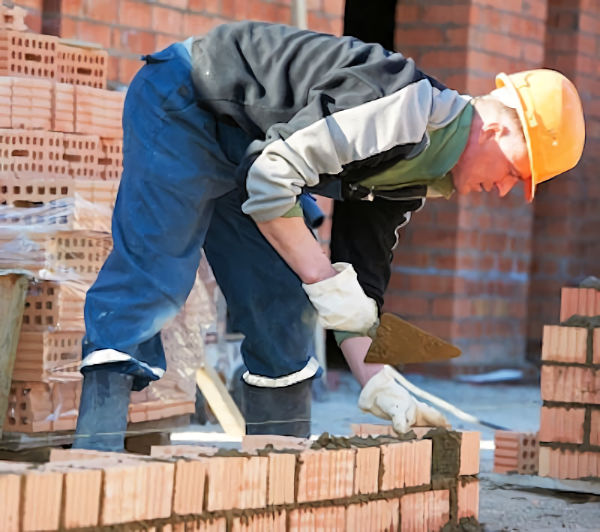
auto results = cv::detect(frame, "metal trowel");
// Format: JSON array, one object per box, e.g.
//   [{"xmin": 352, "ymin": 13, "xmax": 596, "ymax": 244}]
[{"xmin": 365, "ymin": 313, "xmax": 461, "ymax": 365}]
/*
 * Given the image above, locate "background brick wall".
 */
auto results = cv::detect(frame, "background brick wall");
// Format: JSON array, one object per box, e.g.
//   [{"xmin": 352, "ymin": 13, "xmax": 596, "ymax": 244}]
[
  {"xmin": 526, "ymin": 0, "xmax": 600, "ymax": 360},
  {"xmin": 39, "ymin": 0, "xmax": 345, "ymax": 86},
  {"xmin": 8, "ymin": 0, "xmax": 598, "ymax": 372}
]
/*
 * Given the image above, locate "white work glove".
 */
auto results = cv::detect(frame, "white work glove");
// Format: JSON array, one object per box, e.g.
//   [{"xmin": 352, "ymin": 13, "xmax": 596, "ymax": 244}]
[
  {"xmin": 358, "ymin": 366, "xmax": 449, "ymax": 434},
  {"xmin": 302, "ymin": 262, "xmax": 378, "ymax": 336}
]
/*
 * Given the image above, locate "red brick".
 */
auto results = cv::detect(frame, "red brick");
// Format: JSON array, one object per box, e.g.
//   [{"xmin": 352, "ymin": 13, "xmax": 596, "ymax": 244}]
[
  {"xmin": 296, "ymin": 448, "xmax": 354, "ymax": 502},
  {"xmin": 184, "ymin": 13, "xmax": 224, "ymax": 36},
  {"xmin": 113, "ymin": 29, "xmax": 156, "ymax": 55},
  {"xmin": 541, "ymin": 325, "xmax": 588, "ymax": 364},
  {"xmin": 459, "ymin": 431, "xmax": 480, "ymax": 475},
  {"xmin": 22, "ymin": 469, "xmax": 63, "ymax": 531},
  {"xmin": 267, "ymin": 453, "xmax": 296, "ymax": 505},
  {"xmin": 539, "ymin": 406, "xmax": 585, "ymax": 444},
  {"xmin": 83, "ymin": 0, "xmax": 118, "ymax": 23},
  {"xmin": 77, "ymin": 20, "xmax": 111, "ymax": 49},
  {"xmin": 594, "ymin": 329, "xmax": 600, "ymax": 364},
  {"xmin": 541, "ymin": 366, "xmax": 600, "ymax": 404},
  {"xmin": 380, "ymin": 439, "xmax": 431, "ymax": 491},
  {"xmin": 347, "ymin": 499, "xmax": 399, "ymax": 532},
  {"xmin": 401, "ymin": 490, "xmax": 449, "ymax": 531},
  {"xmin": 63, "ymin": 0, "xmax": 82, "ymax": 16},
  {"xmin": 590, "ymin": 409, "xmax": 600, "ymax": 447},
  {"xmin": 457, "ymin": 479, "xmax": 479, "ymax": 520},
  {"xmin": 152, "ymin": 6, "xmax": 184, "ymax": 34},
  {"xmin": 120, "ymin": 0, "xmax": 153, "ymax": 29},
  {"xmin": 172, "ymin": 458, "xmax": 207, "ymax": 515},
  {"xmin": 0, "ymin": 467, "xmax": 24, "ymax": 532},
  {"xmin": 206, "ymin": 455, "xmax": 267, "ymax": 511},
  {"xmin": 43, "ymin": 463, "xmax": 102, "ymax": 529},
  {"xmin": 354, "ymin": 446, "xmax": 380, "ymax": 495},
  {"xmin": 241, "ymin": 434, "xmax": 309, "ymax": 452},
  {"xmin": 118, "ymin": 57, "xmax": 144, "ymax": 85},
  {"xmin": 539, "ymin": 446, "xmax": 600, "ymax": 479},
  {"xmin": 289, "ymin": 506, "xmax": 346, "ymax": 531}
]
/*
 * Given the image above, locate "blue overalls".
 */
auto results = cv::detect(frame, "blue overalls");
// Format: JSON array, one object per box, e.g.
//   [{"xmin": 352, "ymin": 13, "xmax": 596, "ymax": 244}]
[{"xmin": 80, "ymin": 42, "xmax": 320, "ymax": 392}]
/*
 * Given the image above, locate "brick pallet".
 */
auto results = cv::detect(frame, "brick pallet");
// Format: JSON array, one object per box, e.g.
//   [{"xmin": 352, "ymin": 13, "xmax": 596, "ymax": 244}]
[
  {"xmin": 0, "ymin": 25, "xmax": 192, "ymax": 438},
  {"xmin": 0, "ymin": 428, "xmax": 481, "ymax": 531}
]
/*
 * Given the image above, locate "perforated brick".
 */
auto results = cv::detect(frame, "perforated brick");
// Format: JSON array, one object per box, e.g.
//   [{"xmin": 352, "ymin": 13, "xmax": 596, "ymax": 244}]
[
  {"xmin": 62, "ymin": 133, "xmax": 99, "ymax": 179},
  {"xmin": 13, "ymin": 330, "xmax": 83, "ymax": 381},
  {"xmin": 57, "ymin": 42, "xmax": 107, "ymax": 88},
  {"xmin": 0, "ymin": 30, "xmax": 57, "ymax": 79},
  {"xmin": 98, "ymin": 138, "xmax": 123, "ymax": 180},
  {"xmin": 21, "ymin": 281, "xmax": 85, "ymax": 331},
  {"xmin": 0, "ymin": 129, "xmax": 55, "ymax": 178}
]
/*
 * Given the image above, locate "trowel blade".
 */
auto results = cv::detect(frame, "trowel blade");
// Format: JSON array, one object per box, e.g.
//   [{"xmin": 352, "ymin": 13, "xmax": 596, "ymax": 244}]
[{"xmin": 365, "ymin": 313, "xmax": 461, "ymax": 364}]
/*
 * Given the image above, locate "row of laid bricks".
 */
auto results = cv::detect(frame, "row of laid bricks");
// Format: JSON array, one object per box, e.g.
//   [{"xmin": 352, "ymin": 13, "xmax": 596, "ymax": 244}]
[
  {"xmin": 0, "ymin": 131, "xmax": 122, "ymax": 180},
  {"xmin": 0, "ymin": 431, "xmax": 480, "ymax": 531},
  {"xmin": 541, "ymin": 325, "xmax": 600, "ymax": 365},
  {"xmin": 3, "ymin": 379, "xmax": 195, "ymax": 434},
  {"xmin": 0, "ymin": 30, "xmax": 108, "ymax": 88},
  {"xmin": 0, "ymin": 78, "xmax": 123, "ymax": 137},
  {"xmin": 539, "ymin": 406, "xmax": 600, "ymax": 447},
  {"xmin": 560, "ymin": 287, "xmax": 600, "ymax": 322}
]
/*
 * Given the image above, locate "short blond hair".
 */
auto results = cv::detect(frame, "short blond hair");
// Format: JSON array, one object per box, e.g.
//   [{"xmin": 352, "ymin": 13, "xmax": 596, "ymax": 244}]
[{"xmin": 472, "ymin": 94, "xmax": 525, "ymax": 142}]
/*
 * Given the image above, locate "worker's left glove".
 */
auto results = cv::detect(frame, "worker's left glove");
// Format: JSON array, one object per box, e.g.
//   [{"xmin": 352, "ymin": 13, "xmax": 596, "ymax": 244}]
[
  {"xmin": 302, "ymin": 262, "xmax": 378, "ymax": 336},
  {"xmin": 358, "ymin": 366, "xmax": 449, "ymax": 434}
]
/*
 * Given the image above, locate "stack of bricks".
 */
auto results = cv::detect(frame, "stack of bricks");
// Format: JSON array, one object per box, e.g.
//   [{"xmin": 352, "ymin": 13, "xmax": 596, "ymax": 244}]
[
  {"xmin": 493, "ymin": 431, "xmax": 539, "ymax": 475},
  {"xmin": 0, "ymin": 427, "xmax": 480, "ymax": 531},
  {"xmin": 0, "ymin": 24, "xmax": 191, "ymax": 434},
  {"xmin": 537, "ymin": 285, "xmax": 600, "ymax": 479}
]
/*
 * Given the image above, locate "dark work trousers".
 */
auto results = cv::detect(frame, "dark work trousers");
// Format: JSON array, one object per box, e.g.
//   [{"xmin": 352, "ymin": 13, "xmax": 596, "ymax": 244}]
[{"xmin": 81, "ymin": 42, "xmax": 319, "ymax": 391}]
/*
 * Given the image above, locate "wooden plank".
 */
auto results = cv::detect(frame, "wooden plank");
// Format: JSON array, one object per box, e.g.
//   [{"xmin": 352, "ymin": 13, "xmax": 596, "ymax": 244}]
[
  {"xmin": 0, "ymin": 272, "xmax": 29, "ymax": 439},
  {"xmin": 481, "ymin": 472, "xmax": 600, "ymax": 496},
  {"xmin": 196, "ymin": 365, "xmax": 245, "ymax": 438},
  {"xmin": 0, "ymin": 414, "xmax": 190, "ymax": 451}
]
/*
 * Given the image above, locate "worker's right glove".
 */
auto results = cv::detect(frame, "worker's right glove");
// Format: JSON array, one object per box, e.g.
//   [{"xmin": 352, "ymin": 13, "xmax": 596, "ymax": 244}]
[
  {"xmin": 302, "ymin": 262, "xmax": 378, "ymax": 336},
  {"xmin": 358, "ymin": 366, "xmax": 449, "ymax": 434}
]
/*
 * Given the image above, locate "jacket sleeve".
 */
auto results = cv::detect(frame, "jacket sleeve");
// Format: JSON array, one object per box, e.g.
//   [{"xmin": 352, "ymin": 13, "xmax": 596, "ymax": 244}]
[{"xmin": 241, "ymin": 80, "xmax": 468, "ymax": 222}]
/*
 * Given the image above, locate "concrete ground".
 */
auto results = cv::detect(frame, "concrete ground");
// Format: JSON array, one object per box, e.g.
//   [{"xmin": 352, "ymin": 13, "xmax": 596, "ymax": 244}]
[{"xmin": 172, "ymin": 371, "xmax": 600, "ymax": 531}]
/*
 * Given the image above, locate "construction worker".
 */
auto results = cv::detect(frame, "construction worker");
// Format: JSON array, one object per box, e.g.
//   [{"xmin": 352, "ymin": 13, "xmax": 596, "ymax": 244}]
[{"xmin": 73, "ymin": 21, "xmax": 585, "ymax": 451}]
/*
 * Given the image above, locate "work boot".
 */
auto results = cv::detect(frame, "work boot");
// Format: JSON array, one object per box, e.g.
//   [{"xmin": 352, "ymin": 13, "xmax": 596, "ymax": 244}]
[
  {"xmin": 73, "ymin": 368, "xmax": 134, "ymax": 451},
  {"xmin": 242, "ymin": 379, "xmax": 312, "ymax": 438}
]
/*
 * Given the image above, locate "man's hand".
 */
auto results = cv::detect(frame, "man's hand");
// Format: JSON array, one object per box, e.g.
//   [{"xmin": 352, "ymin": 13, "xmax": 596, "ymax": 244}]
[
  {"xmin": 302, "ymin": 262, "xmax": 379, "ymax": 336},
  {"xmin": 358, "ymin": 366, "xmax": 449, "ymax": 433}
]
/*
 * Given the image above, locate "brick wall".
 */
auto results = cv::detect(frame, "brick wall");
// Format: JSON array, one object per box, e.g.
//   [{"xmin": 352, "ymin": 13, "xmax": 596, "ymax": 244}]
[
  {"xmin": 392, "ymin": 0, "xmax": 597, "ymax": 371},
  {"xmin": 526, "ymin": 0, "xmax": 600, "ymax": 359},
  {"xmin": 37, "ymin": 0, "xmax": 344, "ymax": 86},
  {"xmin": 9, "ymin": 0, "xmax": 598, "ymax": 371},
  {"xmin": 392, "ymin": 0, "xmax": 548, "ymax": 369}
]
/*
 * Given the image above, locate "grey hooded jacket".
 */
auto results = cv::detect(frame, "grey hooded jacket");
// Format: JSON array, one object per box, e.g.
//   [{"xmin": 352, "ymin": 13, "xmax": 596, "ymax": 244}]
[{"xmin": 188, "ymin": 21, "xmax": 469, "ymax": 222}]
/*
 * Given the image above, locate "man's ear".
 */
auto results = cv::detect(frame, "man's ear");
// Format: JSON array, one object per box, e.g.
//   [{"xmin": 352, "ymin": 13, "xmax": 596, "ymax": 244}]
[{"xmin": 479, "ymin": 122, "xmax": 502, "ymax": 144}]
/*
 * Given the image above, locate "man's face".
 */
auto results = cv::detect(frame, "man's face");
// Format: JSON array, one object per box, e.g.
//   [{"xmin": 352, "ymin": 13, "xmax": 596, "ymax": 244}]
[{"xmin": 454, "ymin": 114, "xmax": 531, "ymax": 198}]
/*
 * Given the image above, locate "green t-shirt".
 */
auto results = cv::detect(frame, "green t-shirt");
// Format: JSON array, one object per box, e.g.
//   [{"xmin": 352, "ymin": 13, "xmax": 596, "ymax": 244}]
[{"xmin": 334, "ymin": 103, "xmax": 473, "ymax": 346}]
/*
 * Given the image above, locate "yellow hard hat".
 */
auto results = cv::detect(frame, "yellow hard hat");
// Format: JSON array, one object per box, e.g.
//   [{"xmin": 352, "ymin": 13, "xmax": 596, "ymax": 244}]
[{"xmin": 494, "ymin": 69, "xmax": 585, "ymax": 202}]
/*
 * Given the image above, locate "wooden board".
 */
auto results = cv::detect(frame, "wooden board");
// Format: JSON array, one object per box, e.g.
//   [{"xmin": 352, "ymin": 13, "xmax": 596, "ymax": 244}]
[
  {"xmin": 0, "ymin": 414, "xmax": 190, "ymax": 452},
  {"xmin": 0, "ymin": 273, "xmax": 29, "ymax": 439},
  {"xmin": 481, "ymin": 472, "xmax": 600, "ymax": 496},
  {"xmin": 196, "ymin": 365, "xmax": 245, "ymax": 438}
]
